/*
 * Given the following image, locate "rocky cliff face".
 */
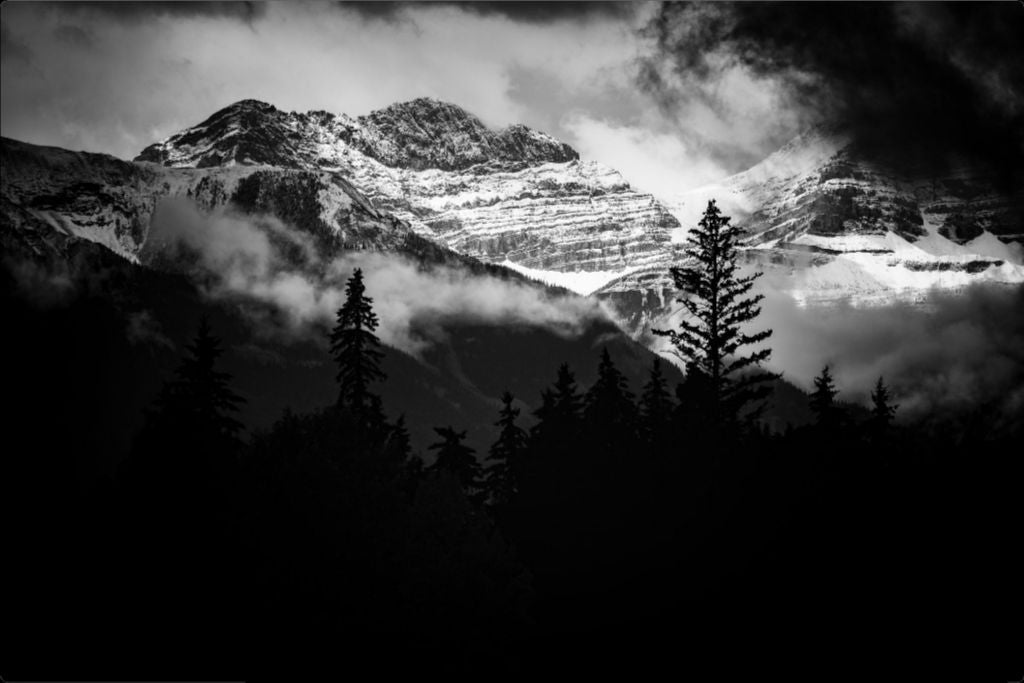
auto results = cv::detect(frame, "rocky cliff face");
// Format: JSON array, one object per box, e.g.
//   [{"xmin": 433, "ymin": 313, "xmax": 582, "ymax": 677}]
[
  {"xmin": 137, "ymin": 98, "xmax": 579, "ymax": 171},
  {"xmin": 2, "ymin": 138, "xmax": 160, "ymax": 260},
  {"xmin": 135, "ymin": 98, "xmax": 679, "ymax": 279}
]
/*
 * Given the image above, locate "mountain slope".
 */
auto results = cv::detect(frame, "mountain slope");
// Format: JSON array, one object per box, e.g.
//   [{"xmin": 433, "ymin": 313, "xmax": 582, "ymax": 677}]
[
  {"xmin": 135, "ymin": 99, "xmax": 680, "ymax": 286},
  {"xmin": 599, "ymin": 126, "xmax": 1024, "ymax": 338}
]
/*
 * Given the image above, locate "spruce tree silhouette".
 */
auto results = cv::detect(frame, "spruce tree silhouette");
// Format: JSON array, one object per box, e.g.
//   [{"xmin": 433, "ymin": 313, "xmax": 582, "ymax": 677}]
[
  {"xmin": 146, "ymin": 316, "xmax": 246, "ymax": 462},
  {"xmin": 550, "ymin": 362, "xmax": 584, "ymax": 429},
  {"xmin": 868, "ymin": 376, "xmax": 898, "ymax": 439},
  {"xmin": 485, "ymin": 391, "xmax": 527, "ymax": 505},
  {"xmin": 530, "ymin": 363, "xmax": 584, "ymax": 449},
  {"xmin": 652, "ymin": 199, "xmax": 777, "ymax": 434},
  {"xmin": 584, "ymin": 348, "xmax": 638, "ymax": 465},
  {"xmin": 809, "ymin": 365, "xmax": 840, "ymax": 429},
  {"xmin": 584, "ymin": 348, "xmax": 637, "ymax": 431},
  {"xmin": 387, "ymin": 414, "xmax": 413, "ymax": 462},
  {"xmin": 639, "ymin": 358, "xmax": 674, "ymax": 442},
  {"xmin": 330, "ymin": 268, "xmax": 385, "ymax": 419},
  {"xmin": 529, "ymin": 388, "xmax": 557, "ymax": 444},
  {"xmin": 428, "ymin": 426, "xmax": 482, "ymax": 497}
]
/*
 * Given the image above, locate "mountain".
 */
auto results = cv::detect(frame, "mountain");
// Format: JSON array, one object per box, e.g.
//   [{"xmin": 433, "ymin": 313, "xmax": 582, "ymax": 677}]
[
  {"xmin": 135, "ymin": 98, "xmax": 680, "ymax": 289},
  {"xmin": 0, "ymin": 129, "xmax": 679, "ymax": 467},
  {"xmin": 136, "ymin": 98, "xmax": 579, "ymax": 171},
  {"xmin": 134, "ymin": 100, "xmax": 1023, "ymax": 332},
  {"xmin": 597, "ymin": 126, "xmax": 1024, "ymax": 338}
]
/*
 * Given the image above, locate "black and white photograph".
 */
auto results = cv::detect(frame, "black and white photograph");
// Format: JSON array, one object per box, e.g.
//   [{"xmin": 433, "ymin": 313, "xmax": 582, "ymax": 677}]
[{"xmin": 2, "ymin": 1, "xmax": 1022, "ymax": 679}]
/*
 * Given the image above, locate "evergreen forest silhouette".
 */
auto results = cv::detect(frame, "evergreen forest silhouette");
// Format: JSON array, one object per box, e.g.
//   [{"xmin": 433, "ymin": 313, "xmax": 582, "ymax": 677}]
[{"xmin": 4, "ymin": 201, "xmax": 1022, "ymax": 678}]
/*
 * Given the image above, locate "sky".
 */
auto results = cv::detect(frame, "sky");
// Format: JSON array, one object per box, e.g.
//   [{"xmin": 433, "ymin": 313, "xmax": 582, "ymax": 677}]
[
  {"xmin": 0, "ymin": 1, "xmax": 809, "ymax": 201},
  {"xmin": 3, "ymin": 2, "xmax": 1020, "ymax": 199},
  {"xmin": 3, "ymin": 1, "xmax": 1022, "ymax": 424}
]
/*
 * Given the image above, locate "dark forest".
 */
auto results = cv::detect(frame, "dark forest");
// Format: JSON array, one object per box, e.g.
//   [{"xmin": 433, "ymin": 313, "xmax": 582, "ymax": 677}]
[{"xmin": 4, "ymin": 200, "xmax": 1021, "ymax": 680}]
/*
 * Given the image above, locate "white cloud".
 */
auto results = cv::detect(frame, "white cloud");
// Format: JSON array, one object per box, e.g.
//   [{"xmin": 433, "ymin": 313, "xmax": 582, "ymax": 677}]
[
  {"xmin": 565, "ymin": 114, "xmax": 730, "ymax": 199},
  {"xmin": 0, "ymin": 3, "xmax": 649, "ymax": 160},
  {"xmin": 146, "ymin": 198, "xmax": 606, "ymax": 356}
]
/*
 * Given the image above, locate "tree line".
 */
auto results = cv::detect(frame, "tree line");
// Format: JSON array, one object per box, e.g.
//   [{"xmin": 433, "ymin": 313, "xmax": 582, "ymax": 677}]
[{"xmin": 8, "ymin": 199, "xmax": 1020, "ymax": 677}]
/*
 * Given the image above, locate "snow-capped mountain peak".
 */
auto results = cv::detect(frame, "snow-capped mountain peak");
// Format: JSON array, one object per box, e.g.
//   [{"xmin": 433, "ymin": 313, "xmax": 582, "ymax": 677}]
[
  {"xmin": 136, "ymin": 97, "xmax": 578, "ymax": 173},
  {"xmin": 130, "ymin": 98, "xmax": 675, "ymax": 285}
]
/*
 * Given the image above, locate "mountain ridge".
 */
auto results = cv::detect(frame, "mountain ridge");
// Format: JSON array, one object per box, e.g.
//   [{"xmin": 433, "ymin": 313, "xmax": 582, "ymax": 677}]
[
  {"xmin": 6, "ymin": 97, "xmax": 1024, "ymax": 349},
  {"xmin": 136, "ymin": 97, "xmax": 579, "ymax": 171}
]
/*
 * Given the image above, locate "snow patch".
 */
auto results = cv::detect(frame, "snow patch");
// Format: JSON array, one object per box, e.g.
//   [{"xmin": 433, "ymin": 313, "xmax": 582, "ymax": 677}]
[{"xmin": 500, "ymin": 260, "xmax": 641, "ymax": 296}]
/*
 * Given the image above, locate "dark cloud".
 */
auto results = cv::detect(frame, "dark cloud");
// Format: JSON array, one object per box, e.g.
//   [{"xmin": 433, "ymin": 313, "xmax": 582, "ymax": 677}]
[
  {"xmin": 449, "ymin": 1, "xmax": 635, "ymax": 24},
  {"xmin": 336, "ymin": 1, "xmax": 634, "ymax": 24},
  {"xmin": 1, "ymin": 23, "xmax": 34, "ymax": 64},
  {"xmin": 640, "ymin": 2, "xmax": 1024, "ymax": 189},
  {"xmin": 45, "ymin": 1, "xmax": 266, "ymax": 23},
  {"xmin": 334, "ymin": 1, "xmax": 410, "ymax": 23},
  {"xmin": 53, "ymin": 24, "xmax": 94, "ymax": 48}
]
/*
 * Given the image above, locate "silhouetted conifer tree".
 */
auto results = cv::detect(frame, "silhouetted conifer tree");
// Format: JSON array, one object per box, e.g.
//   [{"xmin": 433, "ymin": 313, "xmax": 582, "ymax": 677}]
[
  {"xmin": 524, "ymin": 365, "xmax": 584, "ymax": 501},
  {"xmin": 639, "ymin": 357, "xmax": 675, "ymax": 446},
  {"xmin": 551, "ymin": 362, "xmax": 584, "ymax": 427},
  {"xmin": 531, "ymin": 363, "xmax": 583, "ymax": 448},
  {"xmin": 584, "ymin": 348, "xmax": 637, "ymax": 430},
  {"xmin": 485, "ymin": 391, "xmax": 526, "ymax": 504},
  {"xmin": 869, "ymin": 376, "xmax": 898, "ymax": 438},
  {"xmin": 151, "ymin": 316, "xmax": 246, "ymax": 450},
  {"xmin": 583, "ymin": 349, "xmax": 638, "ymax": 464},
  {"xmin": 330, "ymin": 268, "xmax": 385, "ymax": 417},
  {"xmin": 530, "ymin": 388, "xmax": 558, "ymax": 444},
  {"xmin": 809, "ymin": 365, "xmax": 840, "ymax": 428},
  {"xmin": 129, "ymin": 317, "xmax": 246, "ymax": 544},
  {"xmin": 652, "ymin": 199, "xmax": 777, "ymax": 433},
  {"xmin": 428, "ymin": 426, "xmax": 482, "ymax": 497}
]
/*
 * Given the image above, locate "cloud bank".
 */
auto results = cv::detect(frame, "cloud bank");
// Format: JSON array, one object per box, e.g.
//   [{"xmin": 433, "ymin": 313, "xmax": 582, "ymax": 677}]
[
  {"xmin": 147, "ymin": 199, "xmax": 606, "ymax": 356},
  {"xmin": 649, "ymin": 262, "xmax": 1024, "ymax": 429},
  {"xmin": 0, "ymin": 2, "xmax": 648, "ymax": 163},
  {"xmin": 759, "ymin": 283, "xmax": 1024, "ymax": 428}
]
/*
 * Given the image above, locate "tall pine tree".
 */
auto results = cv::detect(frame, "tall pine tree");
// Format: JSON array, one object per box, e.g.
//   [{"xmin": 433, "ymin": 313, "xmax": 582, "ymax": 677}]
[
  {"xmin": 533, "ymin": 362, "xmax": 583, "ymax": 441},
  {"xmin": 428, "ymin": 426, "xmax": 482, "ymax": 498},
  {"xmin": 653, "ymin": 199, "xmax": 776, "ymax": 433},
  {"xmin": 330, "ymin": 268, "xmax": 385, "ymax": 416},
  {"xmin": 485, "ymin": 391, "xmax": 527, "ymax": 504},
  {"xmin": 385, "ymin": 414, "xmax": 413, "ymax": 464},
  {"xmin": 526, "ymin": 364, "xmax": 584, "ymax": 498},
  {"xmin": 131, "ymin": 316, "xmax": 246, "ymax": 493},
  {"xmin": 809, "ymin": 365, "xmax": 840, "ymax": 429},
  {"xmin": 153, "ymin": 316, "xmax": 246, "ymax": 446},
  {"xmin": 868, "ymin": 376, "xmax": 898, "ymax": 437},
  {"xmin": 639, "ymin": 357, "xmax": 675, "ymax": 447},
  {"xmin": 584, "ymin": 348, "xmax": 637, "ymax": 440}
]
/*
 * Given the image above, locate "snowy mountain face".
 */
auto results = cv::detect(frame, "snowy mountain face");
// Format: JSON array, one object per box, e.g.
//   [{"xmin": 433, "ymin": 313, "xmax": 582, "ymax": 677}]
[
  {"xmin": 1, "ymin": 138, "xmax": 161, "ymax": 260},
  {"xmin": 137, "ymin": 98, "xmax": 579, "ymax": 171},
  {"xmin": 135, "ymin": 98, "xmax": 680, "ymax": 287}
]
